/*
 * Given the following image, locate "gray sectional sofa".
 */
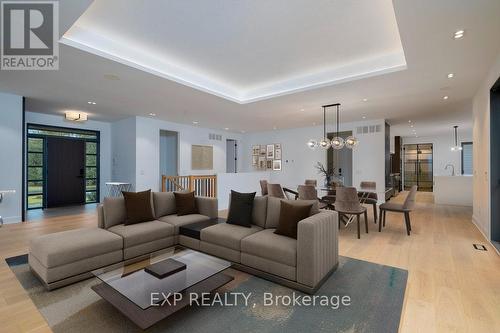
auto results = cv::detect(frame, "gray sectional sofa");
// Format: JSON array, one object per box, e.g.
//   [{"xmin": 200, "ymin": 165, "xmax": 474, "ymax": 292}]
[{"xmin": 29, "ymin": 192, "xmax": 338, "ymax": 293}]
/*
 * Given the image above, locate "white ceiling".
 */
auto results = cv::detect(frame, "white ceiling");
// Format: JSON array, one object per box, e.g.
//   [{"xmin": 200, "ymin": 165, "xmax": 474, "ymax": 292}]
[
  {"xmin": 1, "ymin": 0, "xmax": 500, "ymax": 138},
  {"xmin": 61, "ymin": 0, "xmax": 406, "ymax": 103}
]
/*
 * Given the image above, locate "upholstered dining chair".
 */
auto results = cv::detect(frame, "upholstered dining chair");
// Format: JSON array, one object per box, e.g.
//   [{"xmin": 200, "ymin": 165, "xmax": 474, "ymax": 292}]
[
  {"xmin": 359, "ymin": 181, "xmax": 378, "ymax": 224},
  {"xmin": 267, "ymin": 183, "xmax": 286, "ymax": 198},
  {"xmin": 304, "ymin": 179, "xmax": 317, "ymax": 187},
  {"xmin": 297, "ymin": 185, "xmax": 332, "ymax": 209},
  {"xmin": 260, "ymin": 180, "xmax": 268, "ymax": 196},
  {"xmin": 335, "ymin": 187, "xmax": 368, "ymax": 239},
  {"xmin": 378, "ymin": 185, "xmax": 418, "ymax": 235}
]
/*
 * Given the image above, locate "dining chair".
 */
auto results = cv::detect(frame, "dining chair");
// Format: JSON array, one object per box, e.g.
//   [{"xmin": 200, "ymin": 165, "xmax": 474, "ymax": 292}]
[
  {"xmin": 304, "ymin": 179, "xmax": 317, "ymax": 187},
  {"xmin": 260, "ymin": 180, "xmax": 268, "ymax": 196},
  {"xmin": 334, "ymin": 187, "xmax": 368, "ymax": 239},
  {"xmin": 267, "ymin": 183, "xmax": 286, "ymax": 198},
  {"xmin": 359, "ymin": 181, "xmax": 378, "ymax": 224},
  {"xmin": 297, "ymin": 185, "xmax": 332, "ymax": 209},
  {"xmin": 378, "ymin": 185, "xmax": 418, "ymax": 235}
]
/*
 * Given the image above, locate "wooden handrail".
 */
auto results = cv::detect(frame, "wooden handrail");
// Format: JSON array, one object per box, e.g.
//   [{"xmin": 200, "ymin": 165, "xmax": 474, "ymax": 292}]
[{"xmin": 161, "ymin": 175, "xmax": 217, "ymax": 198}]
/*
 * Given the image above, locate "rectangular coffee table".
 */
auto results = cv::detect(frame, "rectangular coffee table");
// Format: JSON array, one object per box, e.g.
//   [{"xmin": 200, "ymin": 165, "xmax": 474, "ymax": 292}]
[{"xmin": 91, "ymin": 246, "xmax": 233, "ymax": 329}]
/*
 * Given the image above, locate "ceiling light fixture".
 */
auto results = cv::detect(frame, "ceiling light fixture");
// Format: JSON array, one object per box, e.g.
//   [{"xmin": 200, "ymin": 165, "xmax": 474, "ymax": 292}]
[
  {"xmin": 454, "ymin": 30, "xmax": 464, "ymax": 39},
  {"xmin": 65, "ymin": 111, "xmax": 88, "ymax": 122},
  {"xmin": 192, "ymin": 121, "xmax": 199, "ymax": 125},
  {"xmin": 224, "ymin": 127, "xmax": 229, "ymax": 130},
  {"xmin": 408, "ymin": 120, "xmax": 412, "ymax": 123},
  {"xmin": 87, "ymin": 101, "xmax": 96, "ymax": 105},
  {"xmin": 447, "ymin": 73, "xmax": 454, "ymax": 78},
  {"xmin": 362, "ymin": 116, "xmax": 366, "ymax": 119},
  {"xmin": 443, "ymin": 96, "xmax": 449, "ymax": 100},
  {"xmin": 363, "ymin": 98, "xmax": 368, "ymax": 102},
  {"xmin": 451, "ymin": 125, "xmax": 463, "ymax": 151},
  {"xmin": 149, "ymin": 113, "xmax": 156, "ymax": 116}
]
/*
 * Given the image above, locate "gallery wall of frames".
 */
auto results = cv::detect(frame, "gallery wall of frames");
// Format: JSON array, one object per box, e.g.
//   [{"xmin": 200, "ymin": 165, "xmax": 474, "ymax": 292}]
[{"xmin": 252, "ymin": 144, "xmax": 282, "ymax": 171}]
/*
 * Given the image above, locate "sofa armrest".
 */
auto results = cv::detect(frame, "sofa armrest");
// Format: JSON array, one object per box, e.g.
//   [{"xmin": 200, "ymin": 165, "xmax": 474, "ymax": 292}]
[
  {"xmin": 297, "ymin": 210, "xmax": 338, "ymax": 288},
  {"xmin": 196, "ymin": 196, "xmax": 218, "ymax": 219},
  {"xmin": 97, "ymin": 204, "xmax": 105, "ymax": 229}
]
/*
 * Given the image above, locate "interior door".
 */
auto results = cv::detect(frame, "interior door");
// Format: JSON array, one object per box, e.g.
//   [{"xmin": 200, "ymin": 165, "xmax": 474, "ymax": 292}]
[{"xmin": 46, "ymin": 137, "xmax": 85, "ymax": 207}]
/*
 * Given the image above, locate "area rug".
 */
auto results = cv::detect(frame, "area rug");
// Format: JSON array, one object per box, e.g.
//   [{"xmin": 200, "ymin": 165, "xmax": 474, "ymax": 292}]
[{"xmin": 7, "ymin": 255, "xmax": 407, "ymax": 333}]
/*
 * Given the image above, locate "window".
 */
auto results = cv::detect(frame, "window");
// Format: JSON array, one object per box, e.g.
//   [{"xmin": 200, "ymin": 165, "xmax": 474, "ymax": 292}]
[
  {"xmin": 26, "ymin": 124, "xmax": 100, "ymax": 209},
  {"xmin": 461, "ymin": 142, "xmax": 473, "ymax": 175}
]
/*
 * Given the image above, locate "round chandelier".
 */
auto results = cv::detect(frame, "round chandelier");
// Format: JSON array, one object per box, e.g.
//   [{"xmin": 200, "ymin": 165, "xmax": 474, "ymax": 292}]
[{"xmin": 307, "ymin": 103, "xmax": 358, "ymax": 150}]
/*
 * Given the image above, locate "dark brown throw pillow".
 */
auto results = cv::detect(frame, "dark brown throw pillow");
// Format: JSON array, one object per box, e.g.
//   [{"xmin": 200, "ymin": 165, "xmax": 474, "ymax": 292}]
[
  {"xmin": 122, "ymin": 190, "xmax": 155, "ymax": 225},
  {"xmin": 227, "ymin": 190, "xmax": 256, "ymax": 228},
  {"xmin": 274, "ymin": 201, "xmax": 313, "ymax": 239},
  {"xmin": 174, "ymin": 191, "xmax": 198, "ymax": 216}
]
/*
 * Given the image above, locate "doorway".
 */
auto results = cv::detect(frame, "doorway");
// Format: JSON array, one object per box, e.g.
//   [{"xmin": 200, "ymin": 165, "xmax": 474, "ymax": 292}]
[
  {"xmin": 159, "ymin": 130, "xmax": 178, "ymax": 187},
  {"xmin": 403, "ymin": 143, "xmax": 433, "ymax": 192},
  {"xmin": 26, "ymin": 124, "xmax": 100, "ymax": 210},
  {"xmin": 327, "ymin": 131, "xmax": 353, "ymax": 186},
  {"xmin": 490, "ymin": 76, "xmax": 500, "ymax": 249},
  {"xmin": 226, "ymin": 139, "xmax": 237, "ymax": 173}
]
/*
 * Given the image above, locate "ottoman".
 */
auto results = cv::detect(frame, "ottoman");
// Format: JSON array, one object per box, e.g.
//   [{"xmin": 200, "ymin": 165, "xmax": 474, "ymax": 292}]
[{"xmin": 29, "ymin": 228, "xmax": 123, "ymax": 290}]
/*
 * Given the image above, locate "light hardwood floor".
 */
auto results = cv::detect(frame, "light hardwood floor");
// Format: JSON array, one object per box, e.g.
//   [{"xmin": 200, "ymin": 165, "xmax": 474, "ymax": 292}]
[{"xmin": 0, "ymin": 192, "xmax": 499, "ymax": 333}]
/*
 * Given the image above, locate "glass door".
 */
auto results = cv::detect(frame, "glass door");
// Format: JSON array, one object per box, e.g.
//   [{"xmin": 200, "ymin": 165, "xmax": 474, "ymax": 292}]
[{"xmin": 403, "ymin": 143, "xmax": 433, "ymax": 192}]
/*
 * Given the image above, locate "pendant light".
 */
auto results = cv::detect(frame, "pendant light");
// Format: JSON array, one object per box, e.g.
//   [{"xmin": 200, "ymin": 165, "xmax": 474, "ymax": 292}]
[
  {"xmin": 450, "ymin": 125, "xmax": 462, "ymax": 151},
  {"xmin": 331, "ymin": 104, "xmax": 345, "ymax": 150},
  {"xmin": 319, "ymin": 105, "xmax": 331, "ymax": 149}
]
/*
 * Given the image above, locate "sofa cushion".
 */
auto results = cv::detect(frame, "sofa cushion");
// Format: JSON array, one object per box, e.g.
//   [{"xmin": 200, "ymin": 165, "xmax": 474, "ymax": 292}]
[
  {"xmin": 274, "ymin": 201, "xmax": 313, "ymax": 239},
  {"xmin": 103, "ymin": 197, "xmax": 127, "ymax": 229},
  {"xmin": 227, "ymin": 190, "xmax": 256, "ymax": 227},
  {"xmin": 241, "ymin": 229, "xmax": 297, "ymax": 267},
  {"xmin": 266, "ymin": 197, "xmax": 319, "ymax": 229},
  {"xmin": 201, "ymin": 223, "xmax": 262, "ymax": 251},
  {"xmin": 153, "ymin": 192, "xmax": 176, "ymax": 218},
  {"xmin": 159, "ymin": 214, "xmax": 211, "ymax": 234},
  {"xmin": 122, "ymin": 190, "xmax": 155, "ymax": 225},
  {"xmin": 108, "ymin": 220, "xmax": 174, "ymax": 248},
  {"xmin": 174, "ymin": 191, "xmax": 199, "ymax": 216},
  {"xmin": 252, "ymin": 196, "xmax": 267, "ymax": 228},
  {"xmin": 29, "ymin": 228, "xmax": 123, "ymax": 268}
]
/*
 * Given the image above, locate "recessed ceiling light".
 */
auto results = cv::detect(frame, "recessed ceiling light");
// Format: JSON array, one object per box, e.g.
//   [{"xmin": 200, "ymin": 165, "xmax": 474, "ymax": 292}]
[
  {"xmin": 362, "ymin": 98, "xmax": 368, "ymax": 102},
  {"xmin": 410, "ymin": 125, "xmax": 414, "ymax": 128},
  {"xmin": 447, "ymin": 73, "xmax": 454, "ymax": 78},
  {"xmin": 224, "ymin": 127, "xmax": 229, "ymax": 130},
  {"xmin": 300, "ymin": 108, "xmax": 305, "ymax": 112},
  {"xmin": 454, "ymin": 30, "xmax": 464, "ymax": 39},
  {"xmin": 408, "ymin": 120, "xmax": 412, "ymax": 123},
  {"xmin": 149, "ymin": 113, "xmax": 156, "ymax": 116},
  {"xmin": 87, "ymin": 101, "xmax": 96, "ymax": 105},
  {"xmin": 362, "ymin": 116, "xmax": 366, "ymax": 119},
  {"xmin": 443, "ymin": 96, "xmax": 449, "ymax": 100},
  {"xmin": 192, "ymin": 121, "xmax": 199, "ymax": 125}
]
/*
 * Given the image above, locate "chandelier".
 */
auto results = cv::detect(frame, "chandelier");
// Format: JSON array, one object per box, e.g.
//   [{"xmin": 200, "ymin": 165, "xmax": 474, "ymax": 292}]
[{"xmin": 307, "ymin": 103, "xmax": 358, "ymax": 150}]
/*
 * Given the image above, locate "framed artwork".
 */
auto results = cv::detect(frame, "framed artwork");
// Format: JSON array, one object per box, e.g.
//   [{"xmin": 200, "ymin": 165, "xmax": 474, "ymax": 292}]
[
  {"xmin": 191, "ymin": 145, "xmax": 213, "ymax": 170},
  {"xmin": 252, "ymin": 145, "xmax": 260, "ymax": 155},
  {"xmin": 273, "ymin": 160, "xmax": 282, "ymax": 171},
  {"xmin": 275, "ymin": 148, "xmax": 281, "ymax": 160},
  {"xmin": 266, "ymin": 144, "xmax": 274, "ymax": 159},
  {"xmin": 266, "ymin": 160, "xmax": 273, "ymax": 169},
  {"xmin": 275, "ymin": 143, "xmax": 281, "ymax": 150},
  {"xmin": 252, "ymin": 155, "xmax": 258, "ymax": 166},
  {"xmin": 260, "ymin": 145, "xmax": 267, "ymax": 156},
  {"xmin": 258, "ymin": 156, "xmax": 266, "ymax": 169}
]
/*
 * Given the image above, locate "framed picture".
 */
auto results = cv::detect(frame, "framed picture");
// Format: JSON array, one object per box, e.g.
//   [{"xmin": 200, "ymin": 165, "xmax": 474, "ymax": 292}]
[
  {"xmin": 274, "ymin": 143, "xmax": 281, "ymax": 150},
  {"xmin": 273, "ymin": 160, "xmax": 282, "ymax": 171},
  {"xmin": 260, "ymin": 145, "xmax": 267, "ymax": 156},
  {"xmin": 258, "ymin": 156, "xmax": 266, "ymax": 169},
  {"xmin": 266, "ymin": 159, "xmax": 273, "ymax": 169},
  {"xmin": 275, "ymin": 148, "xmax": 281, "ymax": 160},
  {"xmin": 266, "ymin": 144, "xmax": 274, "ymax": 159},
  {"xmin": 252, "ymin": 145, "xmax": 260, "ymax": 155},
  {"xmin": 252, "ymin": 155, "xmax": 258, "ymax": 166}
]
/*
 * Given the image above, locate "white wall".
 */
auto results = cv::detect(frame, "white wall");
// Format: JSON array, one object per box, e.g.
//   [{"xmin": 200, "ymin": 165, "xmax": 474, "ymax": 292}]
[
  {"xmin": 240, "ymin": 119, "xmax": 387, "ymax": 201},
  {"xmin": 402, "ymin": 129, "xmax": 473, "ymax": 177},
  {"xmin": 0, "ymin": 93, "xmax": 23, "ymax": 223},
  {"xmin": 472, "ymin": 52, "xmax": 500, "ymax": 239},
  {"xmin": 217, "ymin": 171, "xmax": 270, "ymax": 210},
  {"xmin": 26, "ymin": 111, "xmax": 112, "ymax": 201},
  {"xmin": 113, "ymin": 116, "xmax": 243, "ymax": 192}
]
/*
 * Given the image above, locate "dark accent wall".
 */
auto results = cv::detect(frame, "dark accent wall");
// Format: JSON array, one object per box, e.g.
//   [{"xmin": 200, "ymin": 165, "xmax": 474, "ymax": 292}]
[
  {"xmin": 490, "ymin": 77, "xmax": 500, "ymax": 243},
  {"xmin": 385, "ymin": 122, "xmax": 391, "ymax": 188}
]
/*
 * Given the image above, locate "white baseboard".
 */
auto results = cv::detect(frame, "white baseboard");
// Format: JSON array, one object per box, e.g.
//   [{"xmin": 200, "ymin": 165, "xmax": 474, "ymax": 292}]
[
  {"xmin": 0, "ymin": 215, "xmax": 22, "ymax": 225},
  {"xmin": 471, "ymin": 215, "xmax": 499, "ymax": 256}
]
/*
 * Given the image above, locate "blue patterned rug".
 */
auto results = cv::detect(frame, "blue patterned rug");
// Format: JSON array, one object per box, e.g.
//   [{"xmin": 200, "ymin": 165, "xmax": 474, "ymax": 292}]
[{"xmin": 7, "ymin": 254, "xmax": 407, "ymax": 333}]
